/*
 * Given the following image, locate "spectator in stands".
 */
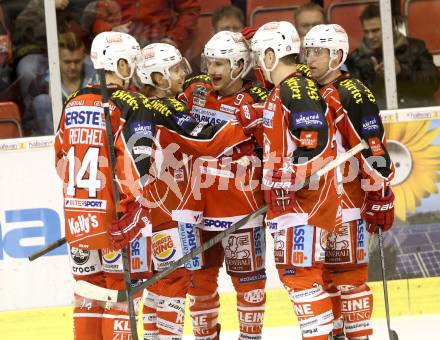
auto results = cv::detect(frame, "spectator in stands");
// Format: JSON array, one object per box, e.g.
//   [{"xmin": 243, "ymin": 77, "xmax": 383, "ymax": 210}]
[
  {"xmin": 211, "ymin": 5, "xmax": 245, "ymax": 33},
  {"xmin": 346, "ymin": 4, "xmax": 440, "ymax": 109},
  {"xmin": 14, "ymin": 0, "xmax": 90, "ymax": 134},
  {"xmin": 294, "ymin": 3, "xmax": 326, "ymax": 63},
  {"xmin": 0, "ymin": 4, "xmax": 13, "ymax": 95},
  {"xmin": 294, "ymin": 2, "xmax": 326, "ymax": 44},
  {"xmin": 30, "ymin": 32, "xmax": 95, "ymax": 136},
  {"xmin": 88, "ymin": 0, "xmax": 200, "ymax": 49}
]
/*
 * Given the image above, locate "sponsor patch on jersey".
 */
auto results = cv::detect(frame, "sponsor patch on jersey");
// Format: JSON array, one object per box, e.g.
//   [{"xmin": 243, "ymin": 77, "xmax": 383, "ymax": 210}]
[
  {"xmin": 238, "ymin": 273, "xmax": 267, "ymax": 283},
  {"xmin": 284, "ymin": 268, "xmax": 296, "ymax": 276},
  {"xmin": 292, "ymin": 111, "xmax": 324, "ymax": 128},
  {"xmin": 368, "ymin": 137, "xmax": 385, "ymax": 156},
  {"xmin": 178, "ymin": 222, "xmax": 202, "ymax": 270},
  {"xmin": 64, "ymin": 198, "xmax": 107, "ymax": 210},
  {"xmin": 244, "ymin": 289, "xmax": 265, "ymax": 303},
  {"xmin": 361, "ymin": 116, "xmax": 379, "ymax": 134},
  {"xmin": 356, "ymin": 220, "xmax": 369, "ymax": 264},
  {"xmin": 130, "ymin": 121, "xmax": 153, "ymax": 138},
  {"xmin": 192, "ymin": 106, "xmax": 233, "ymax": 124},
  {"xmin": 193, "ymin": 84, "xmax": 208, "ymax": 99},
  {"xmin": 152, "ymin": 233, "xmax": 177, "ymax": 262},
  {"xmin": 71, "ymin": 248, "xmax": 90, "ymax": 265},
  {"xmin": 70, "ymin": 248, "xmax": 101, "ymax": 275},
  {"xmin": 67, "ymin": 214, "xmax": 99, "ymax": 236},
  {"xmin": 102, "ymin": 249, "xmax": 122, "ymax": 264},
  {"xmin": 220, "ymin": 103, "xmax": 236, "ymax": 114},
  {"xmin": 133, "ymin": 145, "xmax": 152, "ymax": 155},
  {"xmin": 203, "ymin": 218, "xmax": 234, "ymax": 230},
  {"xmin": 267, "ymin": 221, "xmax": 278, "ymax": 231},
  {"xmin": 193, "ymin": 97, "xmax": 206, "ymax": 107},
  {"xmin": 299, "ymin": 131, "xmax": 318, "ymax": 149},
  {"xmin": 130, "ymin": 237, "xmax": 150, "ymax": 273},
  {"xmin": 263, "ymin": 110, "xmax": 274, "ymax": 128},
  {"xmin": 65, "ymin": 106, "xmax": 105, "ymax": 129},
  {"xmin": 292, "ymin": 225, "xmax": 313, "ymax": 267}
]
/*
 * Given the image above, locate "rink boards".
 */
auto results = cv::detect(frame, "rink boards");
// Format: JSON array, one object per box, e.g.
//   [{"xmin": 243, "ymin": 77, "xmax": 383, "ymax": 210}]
[{"xmin": 0, "ymin": 106, "xmax": 440, "ymax": 314}]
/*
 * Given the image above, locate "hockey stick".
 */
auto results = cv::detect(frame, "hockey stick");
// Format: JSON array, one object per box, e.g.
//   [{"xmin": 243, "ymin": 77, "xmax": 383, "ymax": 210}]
[
  {"xmin": 28, "ymin": 237, "xmax": 66, "ymax": 261},
  {"xmin": 378, "ymin": 228, "xmax": 399, "ymax": 340},
  {"xmin": 75, "ymin": 140, "xmax": 369, "ymax": 303},
  {"xmin": 98, "ymin": 69, "xmax": 139, "ymax": 340}
]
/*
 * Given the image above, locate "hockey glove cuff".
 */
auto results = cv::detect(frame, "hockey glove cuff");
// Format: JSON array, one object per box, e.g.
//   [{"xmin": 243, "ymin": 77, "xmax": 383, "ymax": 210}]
[
  {"xmin": 362, "ymin": 188, "xmax": 395, "ymax": 233},
  {"xmin": 108, "ymin": 201, "xmax": 149, "ymax": 250},
  {"xmin": 263, "ymin": 170, "xmax": 296, "ymax": 213}
]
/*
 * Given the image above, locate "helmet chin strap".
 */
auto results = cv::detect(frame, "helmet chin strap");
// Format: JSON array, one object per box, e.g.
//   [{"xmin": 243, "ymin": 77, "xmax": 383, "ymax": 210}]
[
  {"xmin": 157, "ymin": 79, "xmax": 171, "ymax": 91},
  {"xmin": 260, "ymin": 56, "xmax": 279, "ymax": 85},
  {"xmin": 317, "ymin": 54, "xmax": 341, "ymax": 84},
  {"xmin": 216, "ymin": 65, "xmax": 243, "ymax": 94},
  {"xmin": 115, "ymin": 66, "xmax": 135, "ymax": 84}
]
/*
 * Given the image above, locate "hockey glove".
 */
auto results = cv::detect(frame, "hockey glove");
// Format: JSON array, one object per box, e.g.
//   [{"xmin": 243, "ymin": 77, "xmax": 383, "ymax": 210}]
[
  {"xmin": 108, "ymin": 201, "xmax": 149, "ymax": 250},
  {"xmin": 362, "ymin": 188, "xmax": 395, "ymax": 233},
  {"xmin": 263, "ymin": 170, "xmax": 296, "ymax": 213},
  {"xmin": 237, "ymin": 103, "xmax": 263, "ymax": 135}
]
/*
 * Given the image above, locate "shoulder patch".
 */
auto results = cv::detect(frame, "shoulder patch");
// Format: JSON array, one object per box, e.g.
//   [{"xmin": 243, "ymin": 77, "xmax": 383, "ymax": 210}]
[
  {"xmin": 249, "ymin": 86, "xmax": 268, "ymax": 102},
  {"xmin": 281, "ymin": 76, "xmax": 320, "ymax": 102},
  {"xmin": 183, "ymin": 74, "xmax": 211, "ymax": 88},
  {"xmin": 296, "ymin": 64, "xmax": 312, "ymax": 79},
  {"xmin": 111, "ymin": 89, "xmax": 140, "ymax": 110},
  {"xmin": 336, "ymin": 77, "xmax": 376, "ymax": 105},
  {"xmin": 150, "ymin": 97, "xmax": 185, "ymax": 117}
]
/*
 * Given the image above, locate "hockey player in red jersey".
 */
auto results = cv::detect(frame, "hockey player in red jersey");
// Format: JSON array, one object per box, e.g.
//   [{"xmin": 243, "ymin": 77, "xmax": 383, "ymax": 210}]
[
  {"xmin": 303, "ymin": 24, "xmax": 395, "ymax": 340},
  {"xmin": 136, "ymin": 42, "xmax": 202, "ymax": 340},
  {"xmin": 54, "ymin": 31, "xmax": 151, "ymax": 340},
  {"xmin": 247, "ymin": 21, "xmax": 342, "ymax": 340},
  {"xmin": 178, "ymin": 31, "xmax": 268, "ymax": 340},
  {"xmin": 106, "ymin": 41, "xmax": 261, "ymax": 339}
]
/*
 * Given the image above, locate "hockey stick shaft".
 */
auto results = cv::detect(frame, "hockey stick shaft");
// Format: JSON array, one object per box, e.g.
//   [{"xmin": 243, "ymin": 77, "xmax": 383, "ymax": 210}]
[
  {"xmin": 98, "ymin": 69, "xmax": 138, "ymax": 340},
  {"xmin": 378, "ymin": 228, "xmax": 399, "ymax": 340},
  {"xmin": 28, "ymin": 237, "xmax": 66, "ymax": 261},
  {"xmin": 75, "ymin": 140, "xmax": 368, "ymax": 303}
]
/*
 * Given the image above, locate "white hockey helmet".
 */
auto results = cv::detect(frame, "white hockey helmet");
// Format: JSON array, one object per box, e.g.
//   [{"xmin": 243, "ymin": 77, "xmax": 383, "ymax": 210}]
[
  {"xmin": 136, "ymin": 43, "xmax": 191, "ymax": 89},
  {"xmin": 90, "ymin": 31, "xmax": 140, "ymax": 80},
  {"xmin": 303, "ymin": 24, "xmax": 349, "ymax": 70},
  {"xmin": 251, "ymin": 21, "xmax": 300, "ymax": 78},
  {"xmin": 203, "ymin": 31, "xmax": 251, "ymax": 80}
]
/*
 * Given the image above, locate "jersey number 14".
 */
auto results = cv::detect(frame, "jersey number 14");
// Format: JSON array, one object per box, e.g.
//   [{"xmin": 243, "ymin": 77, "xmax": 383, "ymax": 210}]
[{"xmin": 66, "ymin": 146, "xmax": 102, "ymax": 198}]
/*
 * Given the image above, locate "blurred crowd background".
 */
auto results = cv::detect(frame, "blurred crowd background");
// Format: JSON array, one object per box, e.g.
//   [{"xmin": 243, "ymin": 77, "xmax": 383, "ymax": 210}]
[{"xmin": 0, "ymin": 0, "xmax": 438, "ymax": 138}]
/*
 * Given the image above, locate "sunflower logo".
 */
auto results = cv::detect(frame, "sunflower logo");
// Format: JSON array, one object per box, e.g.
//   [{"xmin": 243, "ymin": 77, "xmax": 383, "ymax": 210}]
[{"xmin": 384, "ymin": 121, "xmax": 440, "ymax": 221}]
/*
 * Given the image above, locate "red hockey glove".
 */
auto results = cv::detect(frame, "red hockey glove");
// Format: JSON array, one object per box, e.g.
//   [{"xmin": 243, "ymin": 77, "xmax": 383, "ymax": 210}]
[
  {"xmin": 263, "ymin": 170, "xmax": 296, "ymax": 213},
  {"xmin": 362, "ymin": 188, "xmax": 395, "ymax": 233},
  {"xmin": 108, "ymin": 201, "xmax": 149, "ymax": 250},
  {"xmin": 241, "ymin": 27, "xmax": 257, "ymax": 41},
  {"xmin": 237, "ymin": 103, "xmax": 263, "ymax": 135}
]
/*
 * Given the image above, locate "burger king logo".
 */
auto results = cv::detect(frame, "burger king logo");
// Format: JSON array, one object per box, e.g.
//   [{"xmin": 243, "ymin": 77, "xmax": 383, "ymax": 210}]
[
  {"xmin": 152, "ymin": 233, "xmax": 176, "ymax": 262},
  {"xmin": 102, "ymin": 248, "xmax": 121, "ymax": 264}
]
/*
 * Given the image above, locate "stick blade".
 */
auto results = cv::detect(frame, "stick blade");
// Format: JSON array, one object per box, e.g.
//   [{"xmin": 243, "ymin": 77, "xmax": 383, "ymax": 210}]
[
  {"xmin": 390, "ymin": 330, "xmax": 399, "ymax": 340},
  {"xmin": 74, "ymin": 280, "xmax": 119, "ymax": 302}
]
